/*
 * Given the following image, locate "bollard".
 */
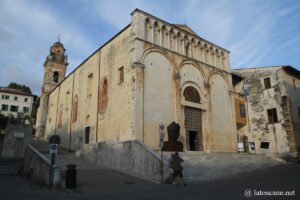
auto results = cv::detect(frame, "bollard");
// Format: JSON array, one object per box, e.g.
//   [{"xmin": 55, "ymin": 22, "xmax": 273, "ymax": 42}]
[
  {"xmin": 52, "ymin": 166, "xmax": 61, "ymax": 187},
  {"xmin": 65, "ymin": 164, "xmax": 77, "ymax": 189}
]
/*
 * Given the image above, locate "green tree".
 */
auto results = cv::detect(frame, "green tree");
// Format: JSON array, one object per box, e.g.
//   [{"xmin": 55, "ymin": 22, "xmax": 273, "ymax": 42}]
[{"xmin": 7, "ymin": 82, "xmax": 32, "ymax": 94}]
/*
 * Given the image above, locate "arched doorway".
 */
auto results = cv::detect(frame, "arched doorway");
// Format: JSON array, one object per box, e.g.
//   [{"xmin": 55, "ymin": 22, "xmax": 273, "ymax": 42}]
[{"xmin": 183, "ymin": 86, "xmax": 203, "ymax": 151}]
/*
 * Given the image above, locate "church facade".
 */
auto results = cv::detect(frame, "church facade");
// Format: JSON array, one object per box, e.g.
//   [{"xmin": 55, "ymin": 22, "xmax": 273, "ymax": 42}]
[{"xmin": 36, "ymin": 9, "xmax": 238, "ymax": 152}]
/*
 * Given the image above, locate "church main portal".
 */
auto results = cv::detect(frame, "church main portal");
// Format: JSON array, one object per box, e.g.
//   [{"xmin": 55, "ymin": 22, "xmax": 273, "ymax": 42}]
[{"xmin": 184, "ymin": 106, "xmax": 203, "ymax": 151}]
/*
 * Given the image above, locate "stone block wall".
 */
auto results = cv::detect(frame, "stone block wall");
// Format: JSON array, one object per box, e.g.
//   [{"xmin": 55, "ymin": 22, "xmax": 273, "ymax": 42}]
[
  {"xmin": 24, "ymin": 145, "xmax": 60, "ymax": 186},
  {"xmin": 81, "ymin": 140, "xmax": 169, "ymax": 183},
  {"xmin": 1, "ymin": 124, "xmax": 32, "ymax": 158}
]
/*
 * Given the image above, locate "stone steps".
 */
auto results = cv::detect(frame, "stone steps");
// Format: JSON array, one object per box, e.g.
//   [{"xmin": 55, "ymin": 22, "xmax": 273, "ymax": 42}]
[
  {"xmin": 161, "ymin": 151, "xmax": 283, "ymax": 182},
  {"xmin": 0, "ymin": 158, "xmax": 23, "ymax": 175},
  {"xmin": 0, "ymin": 165, "xmax": 20, "ymax": 175}
]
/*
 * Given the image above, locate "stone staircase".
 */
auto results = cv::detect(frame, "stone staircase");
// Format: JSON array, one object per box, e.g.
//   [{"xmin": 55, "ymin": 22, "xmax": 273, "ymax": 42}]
[
  {"xmin": 0, "ymin": 158, "xmax": 23, "ymax": 175},
  {"xmin": 161, "ymin": 151, "xmax": 284, "ymax": 182}
]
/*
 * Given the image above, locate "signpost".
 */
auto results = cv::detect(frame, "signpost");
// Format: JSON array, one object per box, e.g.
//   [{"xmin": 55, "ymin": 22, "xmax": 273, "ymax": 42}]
[
  {"xmin": 50, "ymin": 144, "xmax": 58, "ymax": 155},
  {"xmin": 237, "ymin": 142, "xmax": 244, "ymax": 152},
  {"xmin": 48, "ymin": 135, "xmax": 61, "ymax": 188}
]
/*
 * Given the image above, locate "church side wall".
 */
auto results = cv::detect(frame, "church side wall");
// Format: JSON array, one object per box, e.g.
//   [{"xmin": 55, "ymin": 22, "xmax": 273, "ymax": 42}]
[
  {"xmin": 44, "ymin": 86, "xmax": 59, "ymax": 141},
  {"xmin": 71, "ymin": 51, "xmax": 100, "ymax": 150},
  {"xmin": 56, "ymin": 74, "xmax": 74, "ymax": 148},
  {"xmin": 97, "ymin": 27, "xmax": 135, "ymax": 143},
  {"xmin": 44, "ymin": 27, "xmax": 134, "ymax": 150}
]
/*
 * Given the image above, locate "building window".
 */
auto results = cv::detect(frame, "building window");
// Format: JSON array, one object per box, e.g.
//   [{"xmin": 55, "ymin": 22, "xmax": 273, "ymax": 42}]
[
  {"xmin": 119, "ymin": 66, "xmax": 124, "ymax": 84},
  {"xmin": 260, "ymin": 142, "xmax": 270, "ymax": 149},
  {"xmin": 87, "ymin": 73, "xmax": 93, "ymax": 97},
  {"xmin": 183, "ymin": 86, "xmax": 201, "ymax": 103},
  {"xmin": 72, "ymin": 95, "xmax": 78, "ymax": 123},
  {"xmin": 185, "ymin": 43, "xmax": 190, "ymax": 57},
  {"xmin": 23, "ymin": 107, "xmax": 29, "ymax": 113},
  {"xmin": 264, "ymin": 77, "xmax": 271, "ymax": 89},
  {"xmin": 267, "ymin": 108, "xmax": 278, "ymax": 124},
  {"xmin": 2, "ymin": 95, "xmax": 9, "ymax": 100},
  {"xmin": 14, "ymin": 96, "xmax": 18, "ymax": 101},
  {"xmin": 10, "ymin": 105, "xmax": 18, "ymax": 112},
  {"xmin": 85, "ymin": 126, "xmax": 90, "ymax": 144},
  {"xmin": 99, "ymin": 78, "xmax": 108, "ymax": 113},
  {"xmin": 1, "ymin": 104, "xmax": 8, "ymax": 111},
  {"xmin": 239, "ymin": 103, "xmax": 246, "ymax": 118},
  {"xmin": 53, "ymin": 71, "xmax": 59, "ymax": 83},
  {"xmin": 24, "ymin": 98, "xmax": 28, "ymax": 102}
]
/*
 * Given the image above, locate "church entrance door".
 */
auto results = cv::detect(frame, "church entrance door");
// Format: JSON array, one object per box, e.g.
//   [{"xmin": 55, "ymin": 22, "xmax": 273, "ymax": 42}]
[{"xmin": 184, "ymin": 107, "xmax": 203, "ymax": 151}]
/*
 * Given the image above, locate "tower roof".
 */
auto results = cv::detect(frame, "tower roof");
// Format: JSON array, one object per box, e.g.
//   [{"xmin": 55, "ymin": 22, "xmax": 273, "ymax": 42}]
[{"xmin": 52, "ymin": 41, "xmax": 64, "ymax": 48}]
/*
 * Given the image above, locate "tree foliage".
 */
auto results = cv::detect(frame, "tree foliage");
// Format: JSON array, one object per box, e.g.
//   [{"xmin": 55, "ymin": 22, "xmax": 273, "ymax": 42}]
[
  {"xmin": 7, "ymin": 82, "xmax": 32, "ymax": 94},
  {"xmin": 0, "ymin": 113, "xmax": 9, "ymax": 130}
]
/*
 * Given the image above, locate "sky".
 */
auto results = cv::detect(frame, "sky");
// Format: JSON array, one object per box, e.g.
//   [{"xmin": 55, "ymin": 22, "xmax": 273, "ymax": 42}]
[{"xmin": 1, "ymin": 0, "xmax": 300, "ymax": 95}]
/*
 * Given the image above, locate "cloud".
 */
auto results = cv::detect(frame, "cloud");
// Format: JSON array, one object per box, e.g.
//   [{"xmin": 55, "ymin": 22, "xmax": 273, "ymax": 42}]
[
  {"xmin": 0, "ymin": 65, "xmax": 42, "ymax": 93},
  {"xmin": 89, "ymin": 0, "xmax": 171, "ymax": 29},
  {"xmin": 0, "ymin": 0, "xmax": 96, "ymax": 94},
  {"xmin": 0, "ymin": 0, "xmax": 299, "ymax": 96}
]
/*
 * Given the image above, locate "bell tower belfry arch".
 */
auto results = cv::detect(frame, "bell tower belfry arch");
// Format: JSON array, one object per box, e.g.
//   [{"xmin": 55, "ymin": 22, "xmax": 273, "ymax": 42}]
[{"xmin": 35, "ymin": 40, "xmax": 68, "ymax": 138}]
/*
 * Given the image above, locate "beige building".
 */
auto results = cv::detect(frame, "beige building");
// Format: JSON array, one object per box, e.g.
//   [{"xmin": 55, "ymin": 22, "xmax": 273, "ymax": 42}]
[
  {"xmin": 233, "ymin": 66, "xmax": 300, "ymax": 155},
  {"xmin": 36, "ymin": 9, "xmax": 239, "ymax": 152},
  {"xmin": 0, "ymin": 87, "xmax": 34, "ymax": 117}
]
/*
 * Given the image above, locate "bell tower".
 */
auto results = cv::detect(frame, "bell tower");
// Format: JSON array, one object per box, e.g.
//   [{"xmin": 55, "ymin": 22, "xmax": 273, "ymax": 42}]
[{"xmin": 35, "ymin": 40, "xmax": 68, "ymax": 138}]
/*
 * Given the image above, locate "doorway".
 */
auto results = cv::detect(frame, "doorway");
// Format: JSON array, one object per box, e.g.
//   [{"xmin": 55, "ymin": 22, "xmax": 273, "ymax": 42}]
[
  {"xmin": 189, "ymin": 131, "xmax": 198, "ymax": 151},
  {"xmin": 184, "ymin": 107, "xmax": 203, "ymax": 151},
  {"xmin": 85, "ymin": 126, "xmax": 90, "ymax": 144}
]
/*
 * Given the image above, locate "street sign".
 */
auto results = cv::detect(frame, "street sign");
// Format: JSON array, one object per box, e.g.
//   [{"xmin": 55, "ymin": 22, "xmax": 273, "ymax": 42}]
[
  {"xmin": 50, "ymin": 144, "xmax": 58, "ymax": 155},
  {"xmin": 249, "ymin": 142, "xmax": 256, "ymax": 152},
  {"xmin": 237, "ymin": 143, "xmax": 244, "ymax": 152}
]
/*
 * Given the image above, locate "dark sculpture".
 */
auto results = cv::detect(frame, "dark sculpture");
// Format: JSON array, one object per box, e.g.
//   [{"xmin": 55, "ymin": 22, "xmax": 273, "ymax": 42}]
[
  {"xmin": 162, "ymin": 121, "xmax": 183, "ymax": 152},
  {"xmin": 167, "ymin": 121, "xmax": 180, "ymax": 142}
]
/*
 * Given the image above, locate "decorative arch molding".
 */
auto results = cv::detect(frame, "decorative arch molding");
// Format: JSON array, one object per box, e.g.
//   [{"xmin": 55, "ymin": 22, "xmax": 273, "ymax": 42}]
[
  {"xmin": 178, "ymin": 60, "xmax": 206, "ymax": 82},
  {"xmin": 141, "ymin": 47, "xmax": 169, "ymax": 63},
  {"xmin": 181, "ymin": 81, "xmax": 207, "ymax": 110},
  {"xmin": 141, "ymin": 47, "xmax": 177, "ymax": 72},
  {"xmin": 208, "ymin": 71, "xmax": 232, "ymax": 91}
]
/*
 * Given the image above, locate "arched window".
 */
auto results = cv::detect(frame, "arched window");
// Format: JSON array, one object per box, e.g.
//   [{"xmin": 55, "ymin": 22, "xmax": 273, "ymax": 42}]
[
  {"xmin": 99, "ymin": 78, "xmax": 108, "ymax": 113},
  {"xmin": 145, "ymin": 18, "xmax": 150, "ymax": 41},
  {"xmin": 185, "ymin": 43, "xmax": 190, "ymax": 57},
  {"xmin": 183, "ymin": 86, "xmax": 201, "ymax": 103},
  {"xmin": 53, "ymin": 71, "xmax": 59, "ymax": 83},
  {"xmin": 153, "ymin": 21, "xmax": 158, "ymax": 44},
  {"xmin": 72, "ymin": 95, "xmax": 78, "ymax": 123}
]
